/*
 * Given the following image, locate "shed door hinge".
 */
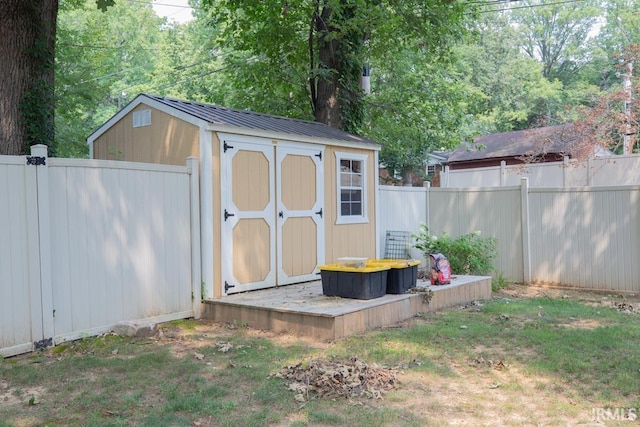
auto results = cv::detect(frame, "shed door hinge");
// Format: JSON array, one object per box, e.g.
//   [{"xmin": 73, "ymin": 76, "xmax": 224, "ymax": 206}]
[
  {"xmin": 26, "ymin": 156, "xmax": 46, "ymax": 166},
  {"xmin": 225, "ymin": 281, "xmax": 235, "ymax": 292},
  {"xmin": 315, "ymin": 151, "xmax": 322, "ymax": 161},
  {"xmin": 223, "ymin": 141, "xmax": 234, "ymax": 153}
]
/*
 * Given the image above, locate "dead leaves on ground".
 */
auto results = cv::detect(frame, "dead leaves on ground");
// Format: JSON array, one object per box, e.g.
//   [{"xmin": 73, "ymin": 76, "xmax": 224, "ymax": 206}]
[
  {"xmin": 406, "ymin": 287, "xmax": 434, "ymax": 304},
  {"xmin": 614, "ymin": 302, "xmax": 635, "ymax": 314},
  {"xmin": 469, "ymin": 355, "xmax": 509, "ymax": 371},
  {"xmin": 273, "ymin": 357, "xmax": 399, "ymax": 402}
]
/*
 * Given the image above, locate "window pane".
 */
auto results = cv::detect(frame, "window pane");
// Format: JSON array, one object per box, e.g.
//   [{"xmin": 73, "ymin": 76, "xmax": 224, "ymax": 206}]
[
  {"xmin": 351, "ymin": 190, "xmax": 361, "ymax": 202},
  {"xmin": 341, "ymin": 202, "xmax": 351, "ymax": 215},
  {"xmin": 351, "ymin": 202, "xmax": 362, "ymax": 216},
  {"xmin": 340, "ymin": 173, "xmax": 351, "ymax": 186},
  {"xmin": 351, "ymin": 160, "xmax": 361, "ymax": 174},
  {"xmin": 352, "ymin": 173, "xmax": 362, "ymax": 186},
  {"xmin": 340, "ymin": 159, "xmax": 351, "ymax": 171}
]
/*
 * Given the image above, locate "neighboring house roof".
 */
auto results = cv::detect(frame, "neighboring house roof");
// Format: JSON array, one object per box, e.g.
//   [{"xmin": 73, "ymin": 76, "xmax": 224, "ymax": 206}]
[
  {"xmin": 426, "ymin": 151, "xmax": 452, "ymax": 164},
  {"xmin": 447, "ymin": 124, "xmax": 579, "ymax": 165}
]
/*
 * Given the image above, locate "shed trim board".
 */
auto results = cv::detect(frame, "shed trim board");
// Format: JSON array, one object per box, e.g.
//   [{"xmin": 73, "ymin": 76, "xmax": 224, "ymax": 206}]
[
  {"xmin": 206, "ymin": 124, "xmax": 380, "ymax": 152},
  {"xmin": 88, "ymin": 94, "xmax": 381, "ymax": 300}
]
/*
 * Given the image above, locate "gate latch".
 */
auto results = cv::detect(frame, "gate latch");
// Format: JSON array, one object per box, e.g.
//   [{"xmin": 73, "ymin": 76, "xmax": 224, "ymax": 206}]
[{"xmin": 26, "ymin": 156, "xmax": 46, "ymax": 166}]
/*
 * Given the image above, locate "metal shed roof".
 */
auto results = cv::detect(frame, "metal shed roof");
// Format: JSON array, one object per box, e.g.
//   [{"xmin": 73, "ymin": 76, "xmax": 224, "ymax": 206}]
[{"xmin": 144, "ymin": 94, "xmax": 379, "ymax": 147}]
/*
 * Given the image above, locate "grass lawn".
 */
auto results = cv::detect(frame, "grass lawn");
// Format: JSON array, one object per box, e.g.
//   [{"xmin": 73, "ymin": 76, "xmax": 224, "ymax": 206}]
[{"xmin": 1, "ymin": 285, "xmax": 639, "ymax": 426}]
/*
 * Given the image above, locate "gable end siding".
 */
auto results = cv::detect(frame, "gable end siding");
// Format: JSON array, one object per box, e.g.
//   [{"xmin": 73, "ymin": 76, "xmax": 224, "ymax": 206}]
[{"xmin": 93, "ymin": 104, "xmax": 200, "ymax": 166}]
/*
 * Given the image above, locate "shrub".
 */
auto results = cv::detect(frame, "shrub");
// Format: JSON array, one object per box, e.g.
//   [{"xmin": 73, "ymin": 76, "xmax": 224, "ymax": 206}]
[{"xmin": 413, "ymin": 224, "xmax": 497, "ymax": 276}]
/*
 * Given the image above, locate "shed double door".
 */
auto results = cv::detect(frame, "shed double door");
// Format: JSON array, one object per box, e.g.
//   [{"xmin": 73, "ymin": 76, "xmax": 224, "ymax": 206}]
[{"xmin": 221, "ymin": 136, "xmax": 325, "ymax": 295}]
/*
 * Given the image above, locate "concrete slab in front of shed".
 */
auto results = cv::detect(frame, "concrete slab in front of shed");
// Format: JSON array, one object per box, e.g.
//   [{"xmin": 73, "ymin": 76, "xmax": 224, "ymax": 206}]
[{"xmin": 201, "ymin": 275, "xmax": 491, "ymax": 341}]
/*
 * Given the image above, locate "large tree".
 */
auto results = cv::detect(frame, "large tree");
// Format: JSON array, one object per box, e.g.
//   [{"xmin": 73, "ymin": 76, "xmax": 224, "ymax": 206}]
[
  {"xmin": 509, "ymin": 0, "xmax": 601, "ymax": 84},
  {"xmin": 202, "ymin": 0, "xmax": 472, "ymax": 134},
  {"xmin": 0, "ymin": 0, "xmax": 116, "ymax": 156},
  {"xmin": 0, "ymin": 1, "xmax": 58, "ymax": 155}
]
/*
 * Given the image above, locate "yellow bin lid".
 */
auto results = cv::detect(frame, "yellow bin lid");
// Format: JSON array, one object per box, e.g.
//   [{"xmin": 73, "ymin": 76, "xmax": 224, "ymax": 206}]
[
  {"xmin": 317, "ymin": 263, "xmax": 390, "ymax": 273},
  {"xmin": 369, "ymin": 259, "xmax": 421, "ymax": 269}
]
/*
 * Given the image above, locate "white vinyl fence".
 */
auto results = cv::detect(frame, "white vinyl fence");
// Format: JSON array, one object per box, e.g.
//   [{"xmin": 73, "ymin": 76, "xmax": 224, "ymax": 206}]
[
  {"xmin": 379, "ymin": 180, "xmax": 640, "ymax": 292},
  {"xmin": 441, "ymin": 154, "xmax": 640, "ymax": 188},
  {"xmin": 1, "ymin": 146, "xmax": 201, "ymax": 358}
]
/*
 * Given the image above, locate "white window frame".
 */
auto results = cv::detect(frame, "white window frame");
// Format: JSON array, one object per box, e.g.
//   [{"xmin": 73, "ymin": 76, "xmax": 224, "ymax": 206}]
[
  {"xmin": 335, "ymin": 151, "xmax": 368, "ymax": 224},
  {"xmin": 133, "ymin": 109, "xmax": 151, "ymax": 128}
]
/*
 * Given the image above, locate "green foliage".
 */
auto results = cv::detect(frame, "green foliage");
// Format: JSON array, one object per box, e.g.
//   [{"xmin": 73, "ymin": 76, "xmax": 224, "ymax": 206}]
[
  {"xmin": 199, "ymin": 0, "xmax": 474, "ymax": 135},
  {"xmin": 413, "ymin": 224, "xmax": 497, "ymax": 276},
  {"xmin": 50, "ymin": 0, "xmax": 640, "ymax": 163},
  {"xmin": 510, "ymin": 0, "xmax": 602, "ymax": 84},
  {"xmin": 20, "ymin": 79, "xmax": 55, "ymax": 155},
  {"xmin": 366, "ymin": 49, "xmax": 482, "ymax": 180},
  {"xmin": 55, "ymin": 0, "xmax": 167, "ymax": 157}
]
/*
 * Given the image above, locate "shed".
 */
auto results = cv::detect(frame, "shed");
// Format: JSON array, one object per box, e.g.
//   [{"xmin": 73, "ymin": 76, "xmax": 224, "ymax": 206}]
[{"xmin": 88, "ymin": 94, "xmax": 381, "ymax": 299}]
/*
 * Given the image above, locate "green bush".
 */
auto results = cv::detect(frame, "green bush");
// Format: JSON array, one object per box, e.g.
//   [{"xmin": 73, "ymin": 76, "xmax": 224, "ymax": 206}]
[{"xmin": 413, "ymin": 224, "xmax": 497, "ymax": 276}]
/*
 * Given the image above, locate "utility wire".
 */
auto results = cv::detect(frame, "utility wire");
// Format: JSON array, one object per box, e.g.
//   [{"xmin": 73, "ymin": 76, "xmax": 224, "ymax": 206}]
[{"xmin": 475, "ymin": 0, "xmax": 587, "ymax": 13}]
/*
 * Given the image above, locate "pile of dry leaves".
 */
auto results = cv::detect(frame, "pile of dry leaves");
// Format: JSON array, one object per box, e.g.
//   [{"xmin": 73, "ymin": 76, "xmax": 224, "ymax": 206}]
[{"xmin": 273, "ymin": 357, "xmax": 398, "ymax": 402}]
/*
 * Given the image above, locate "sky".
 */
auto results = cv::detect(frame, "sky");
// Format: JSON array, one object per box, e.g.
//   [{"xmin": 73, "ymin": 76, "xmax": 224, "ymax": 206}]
[{"xmin": 152, "ymin": 0, "xmax": 194, "ymax": 24}]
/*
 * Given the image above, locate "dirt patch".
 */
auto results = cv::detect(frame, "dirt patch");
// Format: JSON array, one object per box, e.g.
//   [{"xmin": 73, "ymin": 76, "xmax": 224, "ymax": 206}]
[
  {"xmin": 500, "ymin": 283, "xmax": 640, "ymax": 304},
  {"xmin": 557, "ymin": 318, "xmax": 610, "ymax": 330},
  {"xmin": 391, "ymin": 361, "xmax": 585, "ymax": 426},
  {"xmin": 0, "ymin": 380, "xmax": 46, "ymax": 408}
]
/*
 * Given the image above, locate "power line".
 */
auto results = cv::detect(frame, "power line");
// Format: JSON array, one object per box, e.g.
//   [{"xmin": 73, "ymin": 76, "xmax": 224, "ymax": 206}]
[
  {"xmin": 58, "ymin": 43, "xmax": 163, "ymax": 51},
  {"xmin": 475, "ymin": 0, "xmax": 588, "ymax": 14},
  {"xmin": 128, "ymin": 0, "xmax": 195, "ymax": 10}
]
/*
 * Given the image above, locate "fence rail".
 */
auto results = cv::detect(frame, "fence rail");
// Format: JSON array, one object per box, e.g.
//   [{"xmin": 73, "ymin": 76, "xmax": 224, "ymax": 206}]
[{"xmin": 1, "ymin": 146, "xmax": 200, "ymax": 357}]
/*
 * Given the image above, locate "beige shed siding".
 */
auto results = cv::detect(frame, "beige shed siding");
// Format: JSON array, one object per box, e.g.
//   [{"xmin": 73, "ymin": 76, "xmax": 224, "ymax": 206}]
[
  {"xmin": 211, "ymin": 134, "xmax": 222, "ymax": 299},
  {"xmin": 324, "ymin": 146, "xmax": 377, "ymax": 262},
  {"xmin": 93, "ymin": 104, "xmax": 199, "ymax": 165}
]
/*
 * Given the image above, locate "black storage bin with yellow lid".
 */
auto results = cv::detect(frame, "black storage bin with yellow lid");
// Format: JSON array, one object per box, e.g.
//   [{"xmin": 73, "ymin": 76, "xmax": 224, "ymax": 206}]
[
  {"xmin": 369, "ymin": 260, "xmax": 421, "ymax": 294},
  {"xmin": 317, "ymin": 263, "xmax": 389, "ymax": 299}
]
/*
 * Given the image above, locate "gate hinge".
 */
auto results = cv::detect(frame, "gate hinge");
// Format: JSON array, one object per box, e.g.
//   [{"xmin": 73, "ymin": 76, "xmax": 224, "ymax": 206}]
[
  {"xmin": 26, "ymin": 156, "xmax": 46, "ymax": 166},
  {"xmin": 224, "ymin": 281, "xmax": 236, "ymax": 292},
  {"xmin": 34, "ymin": 337, "xmax": 53, "ymax": 350}
]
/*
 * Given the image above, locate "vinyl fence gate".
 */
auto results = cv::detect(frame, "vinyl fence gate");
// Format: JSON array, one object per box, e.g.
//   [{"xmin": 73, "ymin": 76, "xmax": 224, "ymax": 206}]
[{"xmin": 1, "ymin": 145, "xmax": 201, "ymax": 358}]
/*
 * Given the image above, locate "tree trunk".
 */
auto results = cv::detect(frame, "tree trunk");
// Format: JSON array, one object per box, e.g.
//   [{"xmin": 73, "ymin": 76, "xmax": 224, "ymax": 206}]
[
  {"xmin": 312, "ymin": 5, "xmax": 343, "ymax": 129},
  {"xmin": 0, "ymin": 0, "xmax": 58, "ymax": 155}
]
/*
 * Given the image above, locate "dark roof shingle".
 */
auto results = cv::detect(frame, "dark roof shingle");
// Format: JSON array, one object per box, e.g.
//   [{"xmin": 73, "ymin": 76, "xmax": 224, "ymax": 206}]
[
  {"xmin": 448, "ymin": 124, "xmax": 577, "ymax": 163},
  {"xmin": 145, "ymin": 94, "xmax": 379, "ymax": 146}
]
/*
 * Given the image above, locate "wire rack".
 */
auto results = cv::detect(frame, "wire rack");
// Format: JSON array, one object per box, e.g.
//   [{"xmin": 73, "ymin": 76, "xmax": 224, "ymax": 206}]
[{"xmin": 383, "ymin": 230, "xmax": 413, "ymax": 259}]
